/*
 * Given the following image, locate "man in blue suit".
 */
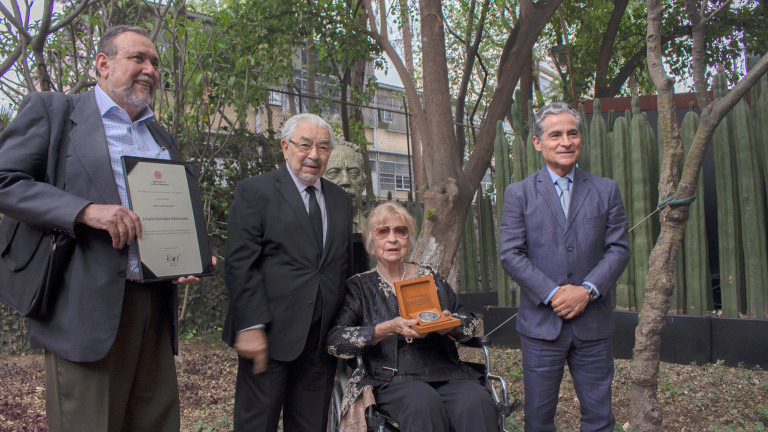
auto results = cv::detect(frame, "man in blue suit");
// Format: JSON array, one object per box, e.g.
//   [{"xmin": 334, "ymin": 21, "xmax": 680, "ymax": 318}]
[{"xmin": 499, "ymin": 102, "xmax": 630, "ymax": 431}]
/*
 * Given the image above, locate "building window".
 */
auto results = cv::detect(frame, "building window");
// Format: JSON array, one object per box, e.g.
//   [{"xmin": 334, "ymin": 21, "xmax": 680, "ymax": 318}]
[
  {"xmin": 269, "ymin": 91, "xmax": 282, "ymax": 106},
  {"xmin": 379, "ymin": 108, "xmax": 393, "ymax": 123},
  {"xmin": 378, "ymin": 160, "xmax": 411, "ymax": 191}
]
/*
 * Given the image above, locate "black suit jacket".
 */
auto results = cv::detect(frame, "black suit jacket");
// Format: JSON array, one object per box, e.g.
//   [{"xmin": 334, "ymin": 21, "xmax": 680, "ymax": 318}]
[
  {"xmin": 222, "ymin": 164, "xmax": 354, "ymax": 361},
  {"xmin": 0, "ymin": 89, "xmax": 180, "ymax": 362}
]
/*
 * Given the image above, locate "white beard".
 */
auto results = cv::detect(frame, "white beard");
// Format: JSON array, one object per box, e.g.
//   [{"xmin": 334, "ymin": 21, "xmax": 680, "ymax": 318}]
[{"xmin": 107, "ymin": 73, "xmax": 155, "ymax": 113}]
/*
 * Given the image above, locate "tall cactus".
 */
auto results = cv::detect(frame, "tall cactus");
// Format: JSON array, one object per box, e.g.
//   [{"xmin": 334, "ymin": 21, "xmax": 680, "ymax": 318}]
[
  {"xmin": 612, "ymin": 115, "xmax": 634, "ymax": 309},
  {"xmin": 494, "ymin": 119, "xmax": 514, "ymax": 306},
  {"xmin": 589, "ymin": 99, "xmax": 607, "ymax": 177},
  {"xmin": 732, "ymin": 99, "xmax": 768, "ymax": 319},
  {"xmin": 629, "ymin": 96, "xmax": 654, "ymax": 309},
  {"xmin": 480, "ymin": 193, "xmax": 499, "ymax": 292},
  {"xmin": 680, "ymin": 104, "xmax": 713, "ymax": 315},
  {"xmin": 579, "ymin": 104, "xmax": 591, "ymax": 173},
  {"xmin": 712, "ymin": 74, "xmax": 745, "ymax": 317},
  {"xmin": 460, "ymin": 205, "xmax": 479, "ymax": 293},
  {"xmin": 511, "ymin": 93, "xmax": 527, "ymax": 183},
  {"xmin": 526, "ymin": 101, "xmax": 540, "ymax": 177}
]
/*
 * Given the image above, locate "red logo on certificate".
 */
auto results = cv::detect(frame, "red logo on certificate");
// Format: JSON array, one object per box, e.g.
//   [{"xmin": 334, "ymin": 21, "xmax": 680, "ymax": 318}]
[{"xmin": 154, "ymin": 171, "xmax": 162, "ymax": 179}]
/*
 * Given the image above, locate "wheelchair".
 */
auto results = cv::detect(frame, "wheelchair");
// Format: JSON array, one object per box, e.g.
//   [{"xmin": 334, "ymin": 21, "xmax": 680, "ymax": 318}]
[{"xmin": 327, "ymin": 336, "xmax": 520, "ymax": 432}]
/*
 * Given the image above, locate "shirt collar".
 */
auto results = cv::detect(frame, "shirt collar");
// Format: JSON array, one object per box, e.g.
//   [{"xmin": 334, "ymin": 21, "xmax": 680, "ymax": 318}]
[
  {"xmin": 94, "ymin": 84, "xmax": 154, "ymax": 124},
  {"xmin": 545, "ymin": 165, "xmax": 576, "ymax": 185},
  {"xmin": 287, "ymin": 165, "xmax": 322, "ymax": 193}
]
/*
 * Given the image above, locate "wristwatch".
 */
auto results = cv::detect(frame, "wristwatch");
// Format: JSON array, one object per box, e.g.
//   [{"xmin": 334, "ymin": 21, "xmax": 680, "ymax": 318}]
[{"xmin": 584, "ymin": 285, "xmax": 598, "ymax": 301}]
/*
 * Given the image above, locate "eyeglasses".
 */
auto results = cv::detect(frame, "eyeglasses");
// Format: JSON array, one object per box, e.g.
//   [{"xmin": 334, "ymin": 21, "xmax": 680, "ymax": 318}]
[
  {"xmin": 289, "ymin": 139, "xmax": 333, "ymax": 156},
  {"xmin": 374, "ymin": 225, "xmax": 409, "ymax": 239}
]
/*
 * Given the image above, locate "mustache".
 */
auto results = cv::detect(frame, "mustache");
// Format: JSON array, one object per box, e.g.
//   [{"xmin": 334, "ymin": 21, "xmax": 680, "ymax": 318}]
[
  {"xmin": 134, "ymin": 75, "xmax": 155, "ymax": 88},
  {"xmin": 302, "ymin": 159, "xmax": 321, "ymax": 168}
]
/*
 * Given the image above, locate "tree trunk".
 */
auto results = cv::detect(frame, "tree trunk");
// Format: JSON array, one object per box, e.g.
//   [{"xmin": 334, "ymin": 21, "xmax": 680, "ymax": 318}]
[
  {"xmin": 399, "ymin": 0, "xmax": 426, "ymax": 191},
  {"xmin": 628, "ymin": 0, "xmax": 768, "ymax": 429},
  {"xmin": 365, "ymin": 0, "xmax": 562, "ymax": 275},
  {"xmin": 350, "ymin": 55, "xmax": 376, "ymax": 197}
]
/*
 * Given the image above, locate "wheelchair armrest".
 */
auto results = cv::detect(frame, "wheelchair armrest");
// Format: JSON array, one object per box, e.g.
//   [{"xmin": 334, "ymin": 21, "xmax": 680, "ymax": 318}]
[{"xmin": 459, "ymin": 336, "xmax": 492, "ymax": 348}]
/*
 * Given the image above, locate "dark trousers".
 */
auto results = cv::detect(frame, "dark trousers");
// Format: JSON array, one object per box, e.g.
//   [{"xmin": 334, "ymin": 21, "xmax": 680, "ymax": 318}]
[
  {"xmin": 233, "ymin": 319, "xmax": 336, "ymax": 432},
  {"xmin": 44, "ymin": 281, "xmax": 179, "ymax": 432},
  {"xmin": 373, "ymin": 379, "xmax": 498, "ymax": 432},
  {"xmin": 520, "ymin": 321, "xmax": 615, "ymax": 432}
]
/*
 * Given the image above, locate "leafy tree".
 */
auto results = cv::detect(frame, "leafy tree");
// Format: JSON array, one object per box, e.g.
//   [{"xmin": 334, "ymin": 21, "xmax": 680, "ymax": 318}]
[
  {"xmin": 539, "ymin": 0, "xmax": 767, "ymax": 100},
  {"xmin": 628, "ymin": 0, "xmax": 768, "ymax": 429}
]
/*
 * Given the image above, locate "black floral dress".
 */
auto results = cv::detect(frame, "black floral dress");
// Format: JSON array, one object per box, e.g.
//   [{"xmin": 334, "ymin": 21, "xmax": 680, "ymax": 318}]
[{"xmin": 326, "ymin": 264, "xmax": 481, "ymax": 418}]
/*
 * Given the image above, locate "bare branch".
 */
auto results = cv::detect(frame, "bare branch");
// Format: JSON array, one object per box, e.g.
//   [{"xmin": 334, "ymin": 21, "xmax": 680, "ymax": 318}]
[
  {"xmin": 50, "ymin": 0, "xmax": 98, "ymax": 33},
  {"xmin": 0, "ymin": 1, "xmax": 33, "ymax": 40},
  {"xmin": 183, "ymin": 13, "xmax": 220, "ymax": 89},
  {"xmin": 685, "ymin": 0, "xmax": 710, "ymax": 109},
  {"xmin": 704, "ymin": 0, "xmax": 731, "ymax": 22},
  {"xmin": 0, "ymin": 40, "xmax": 23, "ymax": 77},
  {"xmin": 67, "ymin": 79, "xmax": 96, "ymax": 94},
  {"xmin": 149, "ymin": 0, "xmax": 175, "ymax": 42},
  {"xmin": 699, "ymin": 0, "xmax": 709, "ymax": 14}
]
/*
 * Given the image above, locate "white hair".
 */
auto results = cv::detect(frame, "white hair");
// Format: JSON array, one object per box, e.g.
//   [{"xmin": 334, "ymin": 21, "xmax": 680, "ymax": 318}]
[{"xmin": 281, "ymin": 113, "xmax": 335, "ymax": 147}]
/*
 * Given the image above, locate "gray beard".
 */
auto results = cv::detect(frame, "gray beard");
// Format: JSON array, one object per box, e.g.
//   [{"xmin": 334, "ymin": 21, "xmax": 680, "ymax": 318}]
[{"xmin": 108, "ymin": 79, "xmax": 154, "ymax": 113}]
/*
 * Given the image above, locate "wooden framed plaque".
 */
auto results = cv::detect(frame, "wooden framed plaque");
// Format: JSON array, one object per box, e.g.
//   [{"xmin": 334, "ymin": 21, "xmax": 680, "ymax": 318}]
[
  {"xmin": 394, "ymin": 275, "xmax": 460, "ymax": 334},
  {"xmin": 121, "ymin": 156, "xmax": 214, "ymax": 283}
]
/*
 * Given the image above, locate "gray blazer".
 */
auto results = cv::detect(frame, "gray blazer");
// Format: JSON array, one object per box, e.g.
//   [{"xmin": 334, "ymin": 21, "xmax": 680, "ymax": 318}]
[
  {"xmin": 499, "ymin": 167, "xmax": 630, "ymax": 341},
  {"xmin": 0, "ymin": 89, "xmax": 180, "ymax": 362}
]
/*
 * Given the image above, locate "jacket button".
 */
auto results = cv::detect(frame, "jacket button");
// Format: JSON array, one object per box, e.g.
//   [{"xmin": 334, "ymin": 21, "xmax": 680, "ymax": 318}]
[
  {"xmin": 308, "ymin": 301, "xmax": 314, "ymax": 308},
  {"xmin": 567, "ymin": 273, "xmax": 573, "ymax": 279},
  {"xmin": 118, "ymin": 271, "xmax": 126, "ymax": 278},
  {"xmin": 567, "ymin": 246, "xmax": 573, "ymax": 251},
  {"xmin": 319, "ymin": 270, "xmax": 324, "ymax": 274}
]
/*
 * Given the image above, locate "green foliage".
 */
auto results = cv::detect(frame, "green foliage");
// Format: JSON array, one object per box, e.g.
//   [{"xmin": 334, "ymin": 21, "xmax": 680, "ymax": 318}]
[{"xmin": 537, "ymin": 0, "xmax": 768, "ymax": 100}]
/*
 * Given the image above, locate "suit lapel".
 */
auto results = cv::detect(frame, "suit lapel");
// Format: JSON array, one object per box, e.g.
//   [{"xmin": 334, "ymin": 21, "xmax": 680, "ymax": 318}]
[
  {"xmin": 535, "ymin": 167, "xmax": 567, "ymax": 231},
  {"xmin": 68, "ymin": 90, "xmax": 121, "ymax": 205},
  {"xmin": 147, "ymin": 122, "xmax": 181, "ymax": 161},
  {"xmin": 275, "ymin": 164, "xmax": 322, "ymax": 256},
  {"xmin": 319, "ymin": 178, "xmax": 335, "ymax": 264},
  {"xmin": 565, "ymin": 168, "xmax": 591, "ymax": 233}
]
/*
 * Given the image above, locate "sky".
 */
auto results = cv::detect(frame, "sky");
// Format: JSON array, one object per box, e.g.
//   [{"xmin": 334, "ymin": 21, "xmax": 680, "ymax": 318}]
[{"xmin": 374, "ymin": 52, "xmax": 405, "ymax": 88}]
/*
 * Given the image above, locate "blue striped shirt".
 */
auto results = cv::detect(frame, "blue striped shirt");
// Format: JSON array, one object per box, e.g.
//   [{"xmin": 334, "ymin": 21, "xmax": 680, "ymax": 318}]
[{"xmin": 94, "ymin": 84, "xmax": 170, "ymax": 280}]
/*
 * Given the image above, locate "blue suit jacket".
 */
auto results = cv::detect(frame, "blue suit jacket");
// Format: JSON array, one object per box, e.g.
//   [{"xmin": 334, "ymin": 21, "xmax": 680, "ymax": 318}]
[{"xmin": 499, "ymin": 166, "xmax": 630, "ymax": 341}]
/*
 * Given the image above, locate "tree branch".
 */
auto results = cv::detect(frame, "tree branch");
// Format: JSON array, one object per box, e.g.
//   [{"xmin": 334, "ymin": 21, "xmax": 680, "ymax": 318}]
[
  {"xmin": 0, "ymin": 40, "xmax": 23, "ymax": 77},
  {"xmin": 50, "ymin": 0, "xmax": 96, "ymax": 33},
  {"xmin": 594, "ymin": 0, "xmax": 630, "ymax": 92},
  {"xmin": 705, "ymin": 0, "xmax": 731, "ymax": 22},
  {"xmin": 149, "ymin": 0, "xmax": 175, "ymax": 42},
  {"xmin": 67, "ymin": 79, "xmax": 96, "ymax": 94},
  {"xmin": 685, "ymin": 0, "xmax": 710, "ymax": 109},
  {"xmin": 0, "ymin": 1, "xmax": 33, "ymax": 40}
]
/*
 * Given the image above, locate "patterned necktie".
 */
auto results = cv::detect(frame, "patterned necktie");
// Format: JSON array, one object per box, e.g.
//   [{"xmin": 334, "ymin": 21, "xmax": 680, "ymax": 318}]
[
  {"xmin": 556, "ymin": 177, "xmax": 571, "ymax": 218},
  {"xmin": 306, "ymin": 186, "xmax": 323, "ymax": 251}
]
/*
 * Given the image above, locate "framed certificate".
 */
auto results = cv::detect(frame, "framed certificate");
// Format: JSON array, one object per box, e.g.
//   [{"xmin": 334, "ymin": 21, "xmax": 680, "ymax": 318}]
[{"xmin": 121, "ymin": 156, "xmax": 214, "ymax": 282}]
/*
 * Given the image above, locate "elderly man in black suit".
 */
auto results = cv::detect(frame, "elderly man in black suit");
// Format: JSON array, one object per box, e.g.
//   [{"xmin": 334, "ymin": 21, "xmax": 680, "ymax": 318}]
[
  {"xmin": 499, "ymin": 102, "xmax": 631, "ymax": 431},
  {"xmin": 223, "ymin": 113, "xmax": 354, "ymax": 432},
  {"xmin": 0, "ymin": 26, "xmax": 209, "ymax": 432}
]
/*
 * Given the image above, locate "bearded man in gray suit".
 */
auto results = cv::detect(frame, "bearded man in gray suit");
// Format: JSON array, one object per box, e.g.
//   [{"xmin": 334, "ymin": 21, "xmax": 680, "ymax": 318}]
[
  {"xmin": 0, "ymin": 26, "xmax": 210, "ymax": 432},
  {"xmin": 499, "ymin": 102, "xmax": 630, "ymax": 432}
]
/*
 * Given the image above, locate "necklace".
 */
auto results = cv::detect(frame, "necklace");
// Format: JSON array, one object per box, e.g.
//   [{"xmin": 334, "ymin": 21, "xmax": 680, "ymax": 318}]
[{"xmin": 378, "ymin": 263, "xmax": 408, "ymax": 287}]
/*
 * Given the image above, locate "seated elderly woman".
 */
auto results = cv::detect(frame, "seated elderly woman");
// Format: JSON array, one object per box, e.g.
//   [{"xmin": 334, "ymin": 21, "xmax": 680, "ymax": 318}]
[{"xmin": 326, "ymin": 202, "xmax": 498, "ymax": 432}]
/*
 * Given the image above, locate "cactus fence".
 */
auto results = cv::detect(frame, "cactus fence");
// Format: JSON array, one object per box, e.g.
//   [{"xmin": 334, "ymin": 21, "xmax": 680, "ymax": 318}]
[{"xmin": 458, "ymin": 73, "xmax": 768, "ymax": 317}]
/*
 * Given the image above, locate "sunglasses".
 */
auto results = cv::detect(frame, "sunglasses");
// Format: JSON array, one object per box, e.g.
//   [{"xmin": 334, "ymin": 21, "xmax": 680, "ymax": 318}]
[{"xmin": 373, "ymin": 225, "xmax": 410, "ymax": 239}]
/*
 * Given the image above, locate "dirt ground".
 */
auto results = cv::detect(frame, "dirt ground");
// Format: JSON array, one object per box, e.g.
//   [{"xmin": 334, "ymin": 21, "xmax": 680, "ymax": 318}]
[{"xmin": 2, "ymin": 333, "xmax": 767, "ymax": 432}]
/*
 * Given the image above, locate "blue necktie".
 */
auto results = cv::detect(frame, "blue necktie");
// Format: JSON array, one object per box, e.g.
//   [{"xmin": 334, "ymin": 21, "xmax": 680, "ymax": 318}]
[{"xmin": 556, "ymin": 177, "xmax": 571, "ymax": 218}]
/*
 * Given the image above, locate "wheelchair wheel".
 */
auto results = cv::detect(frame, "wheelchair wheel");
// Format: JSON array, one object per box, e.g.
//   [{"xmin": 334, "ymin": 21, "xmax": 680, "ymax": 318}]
[{"xmin": 327, "ymin": 366, "xmax": 349, "ymax": 432}]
